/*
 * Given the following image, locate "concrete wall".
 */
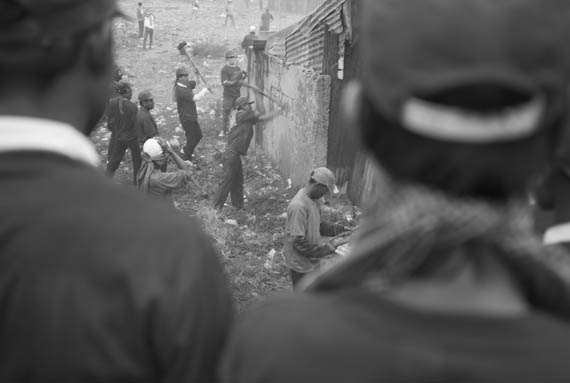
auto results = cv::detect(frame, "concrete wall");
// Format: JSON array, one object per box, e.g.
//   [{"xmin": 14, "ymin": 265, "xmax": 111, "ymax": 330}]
[{"xmin": 250, "ymin": 53, "xmax": 331, "ymax": 187}]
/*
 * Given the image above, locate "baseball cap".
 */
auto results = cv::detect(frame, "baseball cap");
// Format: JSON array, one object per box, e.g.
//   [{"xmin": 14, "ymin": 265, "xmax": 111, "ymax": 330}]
[
  {"xmin": 142, "ymin": 138, "xmax": 164, "ymax": 158},
  {"xmin": 235, "ymin": 96, "xmax": 254, "ymax": 109},
  {"xmin": 176, "ymin": 67, "xmax": 189, "ymax": 76},
  {"xmin": 116, "ymin": 80, "xmax": 131, "ymax": 94},
  {"xmin": 361, "ymin": 0, "xmax": 570, "ymax": 141},
  {"xmin": 310, "ymin": 167, "xmax": 336, "ymax": 194},
  {"xmin": 0, "ymin": 0, "xmax": 126, "ymax": 42},
  {"xmin": 138, "ymin": 90, "xmax": 153, "ymax": 101},
  {"xmin": 225, "ymin": 50, "xmax": 237, "ymax": 59}
]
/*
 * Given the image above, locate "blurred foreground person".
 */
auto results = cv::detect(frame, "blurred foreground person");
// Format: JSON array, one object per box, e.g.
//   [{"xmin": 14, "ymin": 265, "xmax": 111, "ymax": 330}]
[
  {"xmin": 284, "ymin": 168, "xmax": 348, "ymax": 287},
  {"xmin": 533, "ymin": 129, "xmax": 570, "ymax": 247},
  {"xmin": 221, "ymin": 0, "xmax": 570, "ymax": 382},
  {"xmin": 0, "ymin": 0, "xmax": 233, "ymax": 381}
]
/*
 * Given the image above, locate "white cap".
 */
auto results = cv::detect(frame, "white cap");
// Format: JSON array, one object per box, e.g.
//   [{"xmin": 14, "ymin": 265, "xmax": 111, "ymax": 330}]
[
  {"xmin": 250, "ymin": 25, "xmax": 257, "ymax": 32},
  {"xmin": 143, "ymin": 138, "xmax": 164, "ymax": 158},
  {"xmin": 311, "ymin": 167, "xmax": 336, "ymax": 194}
]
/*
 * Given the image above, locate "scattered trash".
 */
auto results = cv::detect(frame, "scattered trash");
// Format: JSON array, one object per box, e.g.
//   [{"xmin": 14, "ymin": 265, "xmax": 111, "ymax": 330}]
[
  {"xmin": 225, "ymin": 219, "xmax": 238, "ymax": 226},
  {"xmin": 264, "ymin": 249, "xmax": 277, "ymax": 270}
]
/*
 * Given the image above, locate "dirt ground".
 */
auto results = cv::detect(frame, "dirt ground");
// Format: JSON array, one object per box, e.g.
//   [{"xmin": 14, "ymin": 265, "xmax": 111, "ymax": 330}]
[{"xmin": 92, "ymin": 0, "xmax": 358, "ymax": 310}]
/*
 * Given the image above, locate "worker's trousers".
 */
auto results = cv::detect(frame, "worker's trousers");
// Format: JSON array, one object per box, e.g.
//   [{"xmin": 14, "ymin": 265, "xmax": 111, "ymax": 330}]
[
  {"xmin": 181, "ymin": 119, "xmax": 202, "ymax": 161},
  {"xmin": 213, "ymin": 150, "xmax": 244, "ymax": 209}
]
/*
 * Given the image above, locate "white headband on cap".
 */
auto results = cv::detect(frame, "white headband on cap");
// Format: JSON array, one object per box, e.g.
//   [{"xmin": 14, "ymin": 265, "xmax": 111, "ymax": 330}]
[{"xmin": 401, "ymin": 97, "xmax": 545, "ymax": 143}]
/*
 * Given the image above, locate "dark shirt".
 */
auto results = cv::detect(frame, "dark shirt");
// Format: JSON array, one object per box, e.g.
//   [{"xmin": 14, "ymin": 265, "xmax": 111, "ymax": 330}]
[
  {"xmin": 136, "ymin": 107, "xmax": 158, "ymax": 144},
  {"xmin": 226, "ymin": 110, "xmax": 259, "ymax": 155},
  {"xmin": 221, "ymin": 65, "xmax": 245, "ymax": 100},
  {"xmin": 106, "ymin": 96, "xmax": 138, "ymax": 141},
  {"xmin": 241, "ymin": 33, "xmax": 259, "ymax": 49},
  {"xmin": 260, "ymin": 11, "xmax": 273, "ymax": 31},
  {"xmin": 175, "ymin": 83, "xmax": 198, "ymax": 122},
  {"xmin": 222, "ymin": 289, "xmax": 570, "ymax": 383},
  {"xmin": 0, "ymin": 151, "xmax": 234, "ymax": 382}
]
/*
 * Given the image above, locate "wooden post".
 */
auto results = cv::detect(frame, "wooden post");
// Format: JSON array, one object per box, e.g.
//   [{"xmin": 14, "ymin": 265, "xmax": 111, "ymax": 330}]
[{"xmin": 278, "ymin": 0, "xmax": 281, "ymax": 29}]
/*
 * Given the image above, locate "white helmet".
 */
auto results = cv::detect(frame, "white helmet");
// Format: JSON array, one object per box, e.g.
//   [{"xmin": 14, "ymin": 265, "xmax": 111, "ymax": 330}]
[{"xmin": 142, "ymin": 138, "xmax": 164, "ymax": 158}]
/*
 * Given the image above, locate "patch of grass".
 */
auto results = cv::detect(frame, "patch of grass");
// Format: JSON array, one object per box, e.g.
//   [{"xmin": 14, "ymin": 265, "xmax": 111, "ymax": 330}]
[{"xmin": 191, "ymin": 42, "xmax": 228, "ymax": 59}]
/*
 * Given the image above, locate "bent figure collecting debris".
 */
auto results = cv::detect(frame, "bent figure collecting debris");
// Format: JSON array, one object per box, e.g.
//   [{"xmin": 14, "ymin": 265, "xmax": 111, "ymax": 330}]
[{"xmin": 284, "ymin": 167, "xmax": 349, "ymax": 287}]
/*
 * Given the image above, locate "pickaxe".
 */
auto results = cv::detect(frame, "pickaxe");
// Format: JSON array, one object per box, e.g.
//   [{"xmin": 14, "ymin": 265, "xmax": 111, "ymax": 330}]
[{"xmin": 177, "ymin": 41, "xmax": 213, "ymax": 93}]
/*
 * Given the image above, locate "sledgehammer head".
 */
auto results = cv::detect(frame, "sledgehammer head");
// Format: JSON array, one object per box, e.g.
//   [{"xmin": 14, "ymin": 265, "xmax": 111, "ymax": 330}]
[{"xmin": 177, "ymin": 41, "xmax": 188, "ymax": 55}]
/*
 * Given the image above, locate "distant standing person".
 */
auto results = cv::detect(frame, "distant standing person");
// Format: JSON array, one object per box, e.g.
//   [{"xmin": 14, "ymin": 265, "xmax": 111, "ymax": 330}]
[
  {"xmin": 260, "ymin": 7, "xmax": 273, "ymax": 31},
  {"xmin": 136, "ymin": 2, "xmax": 144, "ymax": 38},
  {"xmin": 174, "ymin": 67, "xmax": 210, "ymax": 162},
  {"xmin": 106, "ymin": 81, "xmax": 142, "ymax": 184},
  {"xmin": 136, "ymin": 90, "xmax": 159, "ymax": 145},
  {"xmin": 213, "ymin": 97, "xmax": 281, "ymax": 210},
  {"xmin": 224, "ymin": 0, "xmax": 235, "ymax": 27},
  {"xmin": 241, "ymin": 25, "xmax": 260, "ymax": 50},
  {"xmin": 190, "ymin": 0, "xmax": 200, "ymax": 19},
  {"xmin": 220, "ymin": 50, "xmax": 246, "ymax": 136},
  {"xmin": 143, "ymin": 8, "xmax": 154, "ymax": 49}
]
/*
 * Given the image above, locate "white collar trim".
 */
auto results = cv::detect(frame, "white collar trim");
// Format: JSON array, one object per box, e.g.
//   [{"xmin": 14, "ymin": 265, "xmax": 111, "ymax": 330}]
[
  {"xmin": 0, "ymin": 116, "xmax": 100, "ymax": 166},
  {"xmin": 544, "ymin": 222, "xmax": 570, "ymax": 245}
]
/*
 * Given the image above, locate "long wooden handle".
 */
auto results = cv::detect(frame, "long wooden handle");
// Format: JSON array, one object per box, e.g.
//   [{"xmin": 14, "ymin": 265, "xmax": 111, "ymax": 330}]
[{"xmin": 180, "ymin": 47, "xmax": 211, "ymax": 90}]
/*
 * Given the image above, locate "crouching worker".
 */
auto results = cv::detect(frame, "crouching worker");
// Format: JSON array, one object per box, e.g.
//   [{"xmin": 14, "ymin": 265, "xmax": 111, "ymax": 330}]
[
  {"xmin": 137, "ymin": 137, "xmax": 206, "ymax": 203},
  {"xmin": 284, "ymin": 167, "xmax": 349, "ymax": 287}
]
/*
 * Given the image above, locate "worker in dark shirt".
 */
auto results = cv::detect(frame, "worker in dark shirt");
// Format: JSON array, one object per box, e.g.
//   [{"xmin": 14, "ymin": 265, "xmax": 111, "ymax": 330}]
[
  {"xmin": 213, "ymin": 96, "xmax": 281, "ymax": 210},
  {"xmin": 219, "ymin": 51, "xmax": 246, "ymax": 137},
  {"xmin": 174, "ymin": 67, "xmax": 209, "ymax": 161},
  {"xmin": 136, "ymin": 90, "xmax": 159, "ymax": 146},
  {"xmin": 241, "ymin": 25, "xmax": 259, "ymax": 50},
  {"xmin": 106, "ymin": 81, "xmax": 142, "ymax": 184}
]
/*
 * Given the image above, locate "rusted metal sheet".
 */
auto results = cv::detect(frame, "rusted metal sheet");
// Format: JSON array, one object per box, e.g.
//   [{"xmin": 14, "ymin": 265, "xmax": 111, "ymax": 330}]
[
  {"xmin": 286, "ymin": 24, "xmax": 326, "ymax": 70},
  {"xmin": 265, "ymin": 20, "xmax": 305, "ymax": 58},
  {"xmin": 304, "ymin": 0, "xmax": 344, "ymax": 33},
  {"xmin": 265, "ymin": 0, "xmax": 346, "ymax": 70}
]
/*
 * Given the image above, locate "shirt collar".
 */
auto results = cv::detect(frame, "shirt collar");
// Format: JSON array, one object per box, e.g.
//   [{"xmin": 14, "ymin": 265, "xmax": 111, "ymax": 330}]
[
  {"xmin": 176, "ymin": 82, "xmax": 187, "ymax": 88},
  {"xmin": 544, "ymin": 221, "xmax": 570, "ymax": 245},
  {"xmin": 0, "ymin": 116, "xmax": 100, "ymax": 167}
]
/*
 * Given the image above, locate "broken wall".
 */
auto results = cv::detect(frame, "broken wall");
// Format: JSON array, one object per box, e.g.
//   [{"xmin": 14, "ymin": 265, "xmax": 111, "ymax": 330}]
[{"xmin": 249, "ymin": 51, "xmax": 331, "ymax": 187}]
